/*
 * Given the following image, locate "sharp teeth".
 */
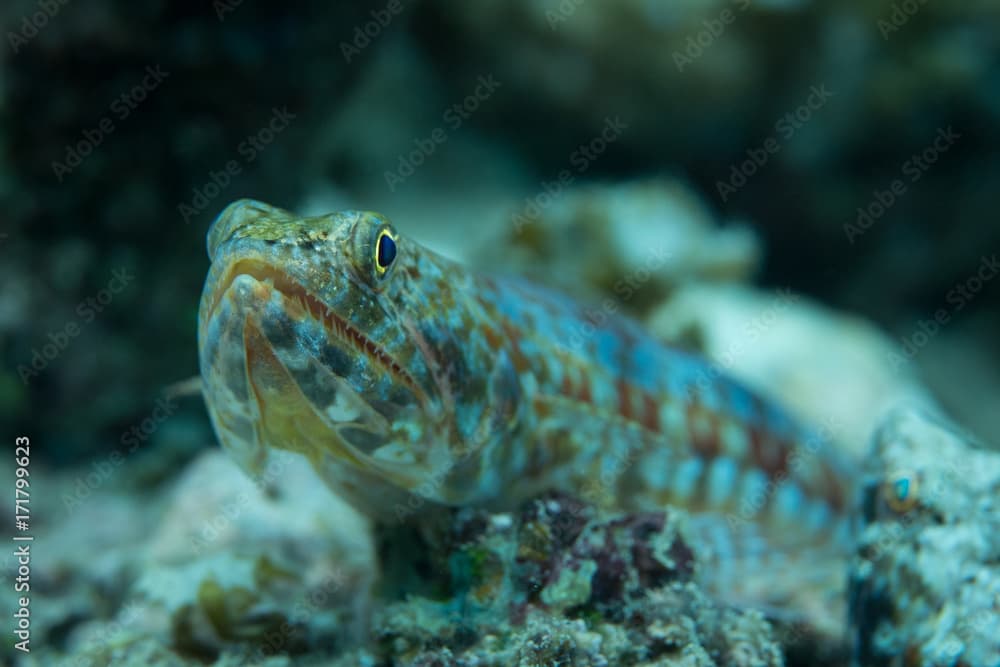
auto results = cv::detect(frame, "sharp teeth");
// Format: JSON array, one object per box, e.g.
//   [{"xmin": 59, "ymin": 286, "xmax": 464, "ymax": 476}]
[{"xmin": 275, "ymin": 285, "xmax": 421, "ymax": 397}]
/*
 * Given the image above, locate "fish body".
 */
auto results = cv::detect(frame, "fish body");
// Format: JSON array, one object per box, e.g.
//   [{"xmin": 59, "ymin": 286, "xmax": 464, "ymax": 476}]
[{"xmin": 198, "ymin": 199, "xmax": 856, "ymax": 610}]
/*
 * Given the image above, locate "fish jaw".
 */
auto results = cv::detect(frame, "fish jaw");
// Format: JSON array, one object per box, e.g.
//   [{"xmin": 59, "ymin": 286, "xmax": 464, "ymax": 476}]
[{"xmin": 198, "ymin": 216, "xmax": 446, "ymax": 514}]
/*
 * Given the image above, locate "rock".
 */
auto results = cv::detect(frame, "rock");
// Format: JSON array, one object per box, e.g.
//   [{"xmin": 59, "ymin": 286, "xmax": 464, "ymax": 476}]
[
  {"xmin": 473, "ymin": 178, "xmax": 761, "ymax": 310},
  {"xmin": 136, "ymin": 450, "xmax": 375, "ymax": 659},
  {"xmin": 415, "ymin": 0, "xmax": 774, "ymax": 162},
  {"xmin": 360, "ymin": 492, "xmax": 785, "ymax": 666},
  {"xmin": 0, "ymin": 463, "xmax": 159, "ymax": 663},
  {"xmin": 4, "ymin": 448, "xmax": 375, "ymax": 665},
  {"xmin": 849, "ymin": 407, "xmax": 1000, "ymax": 666}
]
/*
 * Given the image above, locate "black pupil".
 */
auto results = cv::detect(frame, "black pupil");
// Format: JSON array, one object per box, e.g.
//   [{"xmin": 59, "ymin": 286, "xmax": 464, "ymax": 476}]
[{"xmin": 377, "ymin": 233, "xmax": 396, "ymax": 268}]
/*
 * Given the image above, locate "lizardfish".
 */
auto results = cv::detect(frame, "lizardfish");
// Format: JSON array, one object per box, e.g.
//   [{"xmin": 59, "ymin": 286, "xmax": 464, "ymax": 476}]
[{"xmin": 198, "ymin": 199, "xmax": 857, "ymax": 620}]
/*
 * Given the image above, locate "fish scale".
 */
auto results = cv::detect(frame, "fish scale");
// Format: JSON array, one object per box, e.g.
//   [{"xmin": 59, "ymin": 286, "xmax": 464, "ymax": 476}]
[
  {"xmin": 476, "ymin": 274, "xmax": 847, "ymax": 507},
  {"xmin": 198, "ymin": 199, "xmax": 858, "ymax": 618}
]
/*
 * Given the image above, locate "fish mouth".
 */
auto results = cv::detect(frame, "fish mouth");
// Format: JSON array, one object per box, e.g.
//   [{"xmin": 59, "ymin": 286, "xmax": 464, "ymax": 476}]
[
  {"xmin": 205, "ymin": 258, "xmax": 433, "ymax": 489},
  {"xmin": 209, "ymin": 258, "xmax": 422, "ymax": 399}
]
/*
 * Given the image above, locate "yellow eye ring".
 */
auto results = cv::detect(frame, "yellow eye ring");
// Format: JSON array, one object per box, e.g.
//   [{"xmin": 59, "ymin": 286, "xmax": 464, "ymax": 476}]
[
  {"xmin": 883, "ymin": 469, "xmax": 919, "ymax": 513},
  {"xmin": 374, "ymin": 228, "xmax": 398, "ymax": 276}
]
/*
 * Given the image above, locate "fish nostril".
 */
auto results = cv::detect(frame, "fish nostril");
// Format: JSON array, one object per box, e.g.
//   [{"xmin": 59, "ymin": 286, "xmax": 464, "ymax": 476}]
[{"xmin": 206, "ymin": 199, "xmax": 294, "ymax": 260}]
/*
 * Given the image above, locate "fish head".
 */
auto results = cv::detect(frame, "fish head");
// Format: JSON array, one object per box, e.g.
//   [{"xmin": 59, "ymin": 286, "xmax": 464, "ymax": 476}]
[{"xmin": 198, "ymin": 199, "xmax": 468, "ymax": 515}]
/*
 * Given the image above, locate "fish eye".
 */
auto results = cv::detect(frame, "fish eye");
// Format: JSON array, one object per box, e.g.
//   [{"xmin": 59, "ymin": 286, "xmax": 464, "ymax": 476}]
[
  {"xmin": 374, "ymin": 228, "xmax": 398, "ymax": 277},
  {"xmin": 883, "ymin": 469, "xmax": 919, "ymax": 513}
]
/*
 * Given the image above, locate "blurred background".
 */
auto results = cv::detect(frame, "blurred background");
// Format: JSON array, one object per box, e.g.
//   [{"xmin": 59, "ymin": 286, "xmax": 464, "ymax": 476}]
[
  {"xmin": 1, "ymin": 0, "xmax": 998, "ymax": 469},
  {"xmin": 2, "ymin": 2, "xmax": 1000, "ymax": 665}
]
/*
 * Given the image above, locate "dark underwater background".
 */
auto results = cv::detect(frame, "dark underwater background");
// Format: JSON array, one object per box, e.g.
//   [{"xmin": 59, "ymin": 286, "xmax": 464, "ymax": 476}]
[
  {"xmin": 1, "ymin": 2, "xmax": 999, "ymax": 664},
  {"xmin": 2, "ymin": 1, "xmax": 998, "ymax": 464}
]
